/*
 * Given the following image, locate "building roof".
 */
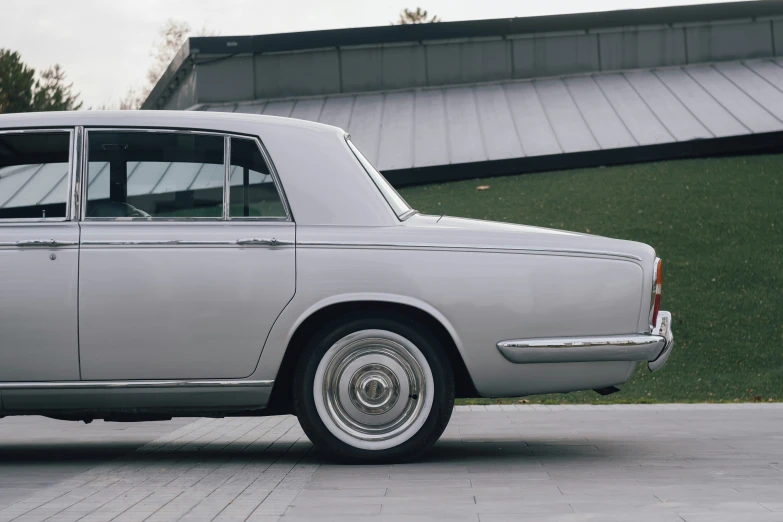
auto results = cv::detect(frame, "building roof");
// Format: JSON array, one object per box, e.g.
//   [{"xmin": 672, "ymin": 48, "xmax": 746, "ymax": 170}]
[
  {"xmin": 198, "ymin": 58, "xmax": 783, "ymax": 173},
  {"xmin": 144, "ymin": 1, "xmax": 783, "ymax": 111},
  {"xmin": 136, "ymin": 2, "xmax": 783, "ymax": 186}
]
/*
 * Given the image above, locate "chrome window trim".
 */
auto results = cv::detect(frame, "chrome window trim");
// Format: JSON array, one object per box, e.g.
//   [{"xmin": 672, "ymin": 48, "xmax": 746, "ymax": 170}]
[
  {"xmin": 79, "ymin": 127, "xmax": 293, "ymax": 223},
  {"xmin": 398, "ymin": 209, "xmax": 420, "ymax": 221},
  {"xmin": 227, "ymin": 135, "xmax": 292, "ymax": 221},
  {"xmin": 71, "ymin": 126, "xmax": 84, "ymax": 220},
  {"xmin": 77, "ymin": 220, "xmax": 295, "ymax": 227},
  {"xmin": 223, "ymin": 135, "xmax": 231, "ymax": 220},
  {"xmin": 0, "ymin": 127, "xmax": 75, "ymax": 223},
  {"xmin": 82, "ymin": 127, "xmax": 227, "ymax": 222},
  {"xmin": 0, "ymin": 379, "xmax": 274, "ymax": 390},
  {"xmin": 296, "ymin": 240, "xmax": 643, "ymax": 261},
  {"xmin": 344, "ymin": 133, "xmax": 413, "ymax": 221}
]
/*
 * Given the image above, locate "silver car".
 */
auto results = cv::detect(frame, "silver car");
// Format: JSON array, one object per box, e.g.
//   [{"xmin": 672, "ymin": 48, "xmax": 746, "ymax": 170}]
[{"xmin": 0, "ymin": 111, "xmax": 673, "ymax": 462}]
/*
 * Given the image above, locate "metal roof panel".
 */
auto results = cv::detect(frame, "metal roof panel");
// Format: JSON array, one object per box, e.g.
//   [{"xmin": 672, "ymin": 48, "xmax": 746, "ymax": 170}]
[
  {"xmin": 713, "ymin": 62, "xmax": 783, "ymax": 123},
  {"xmin": 413, "ymin": 89, "xmax": 449, "ymax": 168},
  {"xmin": 444, "ymin": 86, "xmax": 487, "ymax": 164},
  {"xmin": 502, "ymin": 82, "xmax": 561, "ymax": 157},
  {"xmin": 685, "ymin": 65, "xmax": 782, "ymax": 132},
  {"xmin": 474, "ymin": 84, "xmax": 524, "ymax": 160},
  {"xmin": 593, "ymin": 74, "xmax": 673, "ymax": 145},
  {"xmin": 565, "ymin": 75, "xmax": 637, "ymax": 149},
  {"xmin": 653, "ymin": 67, "xmax": 748, "ymax": 137},
  {"xmin": 535, "ymin": 78, "xmax": 598, "ymax": 153},
  {"xmin": 378, "ymin": 91, "xmax": 415, "ymax": 170},
  {"xmin": 622, "ymin": 70, "xmax": 712, "ymax": 141}
]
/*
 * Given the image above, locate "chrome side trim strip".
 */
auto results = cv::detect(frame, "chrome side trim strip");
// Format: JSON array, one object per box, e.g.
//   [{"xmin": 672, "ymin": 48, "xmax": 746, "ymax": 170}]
[
  {"xmin": 16, "ymin": 239, "xmax": 78, "ymax": 247},
  {"xmin": 82, "ymin": 240, "xmax": 236, "ymax": 247},
  {"xmin": 497, "ymin": 334, "xmax": 666, "ymax": 364},
  {"xmin": 80, "ymin": 239, "xmax": 295, "ymax": 247},
  {"xmin": 0, "ymin": 379, "xmax": 274, "ymax": 390},
  {"xmin": 297, "ymin": 241, "xmax": 642, "ymax": 261},
  {"xmin": 236, "ymin": 237, "xmax": 294, "ymax": 246},
  {"xmin": 0, "ymin": 240, "xmax": 78, "ymax": 248}
]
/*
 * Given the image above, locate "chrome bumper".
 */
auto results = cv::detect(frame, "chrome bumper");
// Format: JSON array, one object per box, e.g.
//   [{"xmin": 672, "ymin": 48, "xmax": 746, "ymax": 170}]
[
  {"xmin": 647, "ymin": 311, "xmax": 673, "ymax": 372},
  {"xmin": 496, "ymin": 310, "xmax": 674, "ymax": 372}
]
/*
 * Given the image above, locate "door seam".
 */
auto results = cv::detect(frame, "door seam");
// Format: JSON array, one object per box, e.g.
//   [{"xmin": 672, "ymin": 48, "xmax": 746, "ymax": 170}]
[{"xmin": 77, "ymin": 222, "xmax": 82, "ymax": 380}]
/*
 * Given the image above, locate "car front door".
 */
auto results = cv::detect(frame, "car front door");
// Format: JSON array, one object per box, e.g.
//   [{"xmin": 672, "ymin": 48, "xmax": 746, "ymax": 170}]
[
  {"xmin": 78, "ymin": 129, "xmax": 295, "ymax": 380},
  {"xmin": 0, "ymin": 129, "xmax": 80, "ymax": 382}
]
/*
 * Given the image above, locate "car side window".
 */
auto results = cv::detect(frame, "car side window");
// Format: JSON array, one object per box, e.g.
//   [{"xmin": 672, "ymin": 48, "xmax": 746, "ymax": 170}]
[
  {"xmin": 229, "ymin": 137, "xmax": 286, "ymax": 219},
  {"xmin": 0, "ymin": 132, "xmax": 71, "ymax": 220},
  {"xmin": 85, "ymin": 131, "xmax": 225, "ymax": 219}
]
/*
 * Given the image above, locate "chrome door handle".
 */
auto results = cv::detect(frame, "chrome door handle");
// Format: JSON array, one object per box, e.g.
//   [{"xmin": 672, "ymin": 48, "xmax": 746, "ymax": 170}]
[
  {"xmin": 235, "ymin": 238, "xmax": 290, "ymax": 247},
  {"xmin": 16, "ymin": 239, "xmax": 77, "ymax": 248}
]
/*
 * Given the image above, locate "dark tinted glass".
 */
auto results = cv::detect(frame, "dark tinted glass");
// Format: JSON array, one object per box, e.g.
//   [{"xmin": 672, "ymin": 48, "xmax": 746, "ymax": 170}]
[
  {"xmin": 0, "ymin": 132, "xmax": 70, "ymax": 219},
  {"xmin": 229, "ymin": 138, "xmax": 286, "ymax": 218},
  {"xmin": 86, "ymin": 131, "xmax": 224, "ymax": 219}
]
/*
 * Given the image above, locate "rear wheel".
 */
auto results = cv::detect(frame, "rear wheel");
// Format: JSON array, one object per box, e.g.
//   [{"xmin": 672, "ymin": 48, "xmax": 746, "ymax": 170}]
[{"xmin": 293, "ymin": 314, "xmax": 455, "ymax": 463}]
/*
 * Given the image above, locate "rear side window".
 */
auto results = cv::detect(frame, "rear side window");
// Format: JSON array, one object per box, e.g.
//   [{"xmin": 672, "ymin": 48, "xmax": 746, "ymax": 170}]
[
  {"xmin": 0, "ymin": 132, "xmax": 71, "ymax": 220},
  {"xmin": 229, "ymin": 137, "xmax": 286, "ymax": 219},
  {"xmin": 85, "ymin": 131, "xmax": 224, "ymax": 219}
]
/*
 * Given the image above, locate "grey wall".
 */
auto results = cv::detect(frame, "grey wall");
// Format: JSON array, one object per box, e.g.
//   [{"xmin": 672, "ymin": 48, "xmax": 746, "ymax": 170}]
[
  {"xmin": 161, "ymin": 68, "xmax": 198, "ymax": 110},
  {"xmin": 158, "ymin": 16, "xmax": 783, "ymax": 108}
]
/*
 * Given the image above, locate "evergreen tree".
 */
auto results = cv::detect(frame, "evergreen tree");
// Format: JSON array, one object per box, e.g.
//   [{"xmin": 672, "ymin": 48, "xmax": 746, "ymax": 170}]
[{"xmin": 0, "ymin": 49, "xmax": 82, "ymax": 113}]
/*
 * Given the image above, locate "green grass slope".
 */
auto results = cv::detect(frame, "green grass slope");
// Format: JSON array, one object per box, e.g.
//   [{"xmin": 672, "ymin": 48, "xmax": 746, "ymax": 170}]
[{"xmin": 398, "ymin": 155, "xmax": 782, "ymax": 404}]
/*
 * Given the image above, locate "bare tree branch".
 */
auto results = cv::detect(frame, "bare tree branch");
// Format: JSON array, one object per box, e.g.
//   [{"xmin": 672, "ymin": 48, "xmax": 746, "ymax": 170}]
[{"xmin": 395, "ymin": 7, "xmax": 440, "ymax": 24}]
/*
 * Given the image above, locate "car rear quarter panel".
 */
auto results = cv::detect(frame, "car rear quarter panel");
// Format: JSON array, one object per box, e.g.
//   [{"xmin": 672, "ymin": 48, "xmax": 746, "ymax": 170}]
[{"xmin": 253, "ymin": 226, "xmax": 646, "ymax": 397}]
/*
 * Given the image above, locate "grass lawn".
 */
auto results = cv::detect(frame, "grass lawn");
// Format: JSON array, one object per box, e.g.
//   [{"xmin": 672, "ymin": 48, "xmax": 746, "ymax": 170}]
[{"xmin": 398, "ymin": 154, "xmax": 782, "ymax": 404}]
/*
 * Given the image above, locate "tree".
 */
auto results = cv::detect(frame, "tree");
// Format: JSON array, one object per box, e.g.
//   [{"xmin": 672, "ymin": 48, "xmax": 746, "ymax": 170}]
[
  {"xmin": 0, "ymin": 50, "xmax": 81, "ymax": 113},
  {"xmin": 395, "ymin": 7, "xmax": 440, "ymax": 25},
  {"xmin": 118, "ymin": 19, "xmax": 216, "ymax": 110},
  {"xmin": 31, "ymin": 64, "xmax": 83, "ymax": 112},
  {"xmin": 146, "ymin": 19, "xmax": 192, "ymax": 90}
]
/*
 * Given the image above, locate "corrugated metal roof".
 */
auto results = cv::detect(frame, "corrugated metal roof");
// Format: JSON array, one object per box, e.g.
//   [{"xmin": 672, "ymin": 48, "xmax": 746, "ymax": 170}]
[{"xmin": 201, "ymin": 59, "xmax": 783, "ymax": 172}]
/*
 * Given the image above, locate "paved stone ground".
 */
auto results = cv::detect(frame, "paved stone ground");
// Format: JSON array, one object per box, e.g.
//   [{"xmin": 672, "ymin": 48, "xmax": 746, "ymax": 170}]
[
  {"xmin": 1, "ymin": 404, "xmax": 782, "ymax": 522},
  {"xmin": 0, "ymin": 417, "xmax": 194, "ymax": 509}
]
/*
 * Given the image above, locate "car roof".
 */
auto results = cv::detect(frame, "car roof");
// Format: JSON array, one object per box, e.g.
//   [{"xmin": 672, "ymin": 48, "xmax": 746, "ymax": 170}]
[
  {"xmin": 0, "ymin": 110, "xmax": 343, "ymax": 135},
  {"xmin": 0, "ymin": 110, "xmax": 401, "ymax": 227}
]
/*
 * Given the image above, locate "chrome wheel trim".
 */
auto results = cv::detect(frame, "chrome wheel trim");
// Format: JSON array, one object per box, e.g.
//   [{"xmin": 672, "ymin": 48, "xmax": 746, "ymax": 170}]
[{"xmin": 313, "ymin": 329, "xmax": 435, "ymax": 451}]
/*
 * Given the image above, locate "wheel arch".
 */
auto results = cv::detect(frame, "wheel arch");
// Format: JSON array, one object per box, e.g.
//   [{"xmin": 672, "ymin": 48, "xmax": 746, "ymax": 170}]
[{"xmin": 265, "ymin": 295, "xmax": 478, "ymax": 414}]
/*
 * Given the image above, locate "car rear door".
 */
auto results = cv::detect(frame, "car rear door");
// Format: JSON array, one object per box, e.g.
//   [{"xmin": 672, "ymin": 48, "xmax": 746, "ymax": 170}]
[
  {"xmin": 0, "ymin": 129, "xmax": 80, "ymax": 382},
  {"xmin": 77, "ymin": 129, "xmax": 295, "ymax": 380}
]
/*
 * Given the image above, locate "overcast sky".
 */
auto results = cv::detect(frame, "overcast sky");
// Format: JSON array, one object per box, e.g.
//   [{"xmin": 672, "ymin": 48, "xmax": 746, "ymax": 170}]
[{"xmin": 2, "ymin": 0, "xmax": 756, "ymax": 108}]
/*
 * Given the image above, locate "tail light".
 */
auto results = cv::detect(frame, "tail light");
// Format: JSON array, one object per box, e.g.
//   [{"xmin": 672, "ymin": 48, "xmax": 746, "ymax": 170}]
[{"xmin": 651, "ymin": 258, "xmax": 662, "ymax": 328}]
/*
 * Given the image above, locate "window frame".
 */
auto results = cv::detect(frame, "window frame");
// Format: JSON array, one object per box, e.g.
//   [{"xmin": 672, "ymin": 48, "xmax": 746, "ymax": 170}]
[
  {"xmin": 80, "ymin": 127, "xmax": 292, "ymax": 223},
  {"xmin": 226, "ymin": 135, "xmax": 290, "ymax": 222},
  {"xmin": 0, "ymin": 127, "xmax": 76, "ymax": 224}
]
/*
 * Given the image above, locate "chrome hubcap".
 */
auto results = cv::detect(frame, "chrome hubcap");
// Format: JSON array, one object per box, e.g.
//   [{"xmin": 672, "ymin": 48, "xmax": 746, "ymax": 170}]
[
  {"xmin": 349, "ymin": 364, "xmax": 400, "ymax": 415},
  {"xmin": 314, "ymin": 330, "xmax": 434, "ymax": 449}
]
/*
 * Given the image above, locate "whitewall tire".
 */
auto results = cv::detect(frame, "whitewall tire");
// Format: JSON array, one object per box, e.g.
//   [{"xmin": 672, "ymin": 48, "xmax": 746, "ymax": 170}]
[{"xmin": 294, "ymin": 314, "xmax": 454, "ymax": 463}]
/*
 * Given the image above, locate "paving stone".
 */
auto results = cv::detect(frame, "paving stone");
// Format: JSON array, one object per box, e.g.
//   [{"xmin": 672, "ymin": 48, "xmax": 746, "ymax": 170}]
[{"xmin": 2, "ymin": 404, "xmax": 783, "ymax": 521}]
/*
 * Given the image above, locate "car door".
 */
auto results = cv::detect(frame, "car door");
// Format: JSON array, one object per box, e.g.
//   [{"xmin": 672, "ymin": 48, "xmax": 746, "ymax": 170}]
[
  {"xmin": 0, "ymin": 129, "xmax": 80, "ymax": 382},
  {"xmin": 78, "ymin": 129, "xmax": 295, "ymax": 380}
]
